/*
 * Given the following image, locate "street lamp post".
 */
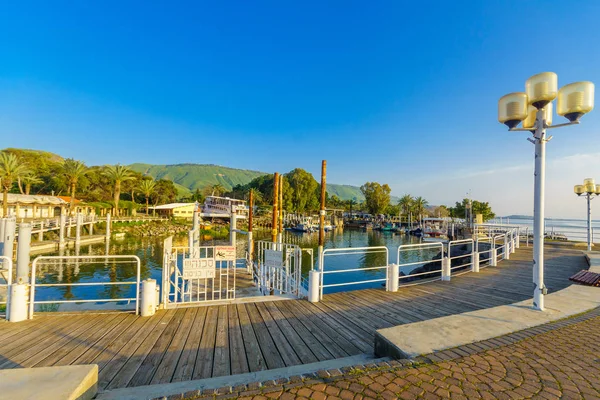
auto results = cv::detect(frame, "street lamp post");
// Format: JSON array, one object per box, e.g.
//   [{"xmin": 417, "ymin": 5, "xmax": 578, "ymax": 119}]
[
  {"xmin": 498, "ymin": 72, "xmax": 594, "ymax": 311},
  {"xmin": 574, "ymin": 179, "xmax": 600, "ymax": 252}
]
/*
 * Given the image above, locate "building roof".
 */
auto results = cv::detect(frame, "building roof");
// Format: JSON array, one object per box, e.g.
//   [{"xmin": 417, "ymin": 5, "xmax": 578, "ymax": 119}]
[
  {"xmin": 57, "ymin": 196, "xmax": 82, "ymax": 205},
  {"xmin": 7, "ymin": 194, "xmax": 68, "ymax": 206},
  {"xmin": 151, "ymin": 203, "xmax": 195, "ymax": 210}
]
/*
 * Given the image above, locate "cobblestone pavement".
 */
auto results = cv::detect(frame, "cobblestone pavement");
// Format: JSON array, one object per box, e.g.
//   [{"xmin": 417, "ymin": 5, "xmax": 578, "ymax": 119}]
[{"xmin": 178, "ymin": 308, "xmax": 600, "ymax": 400}]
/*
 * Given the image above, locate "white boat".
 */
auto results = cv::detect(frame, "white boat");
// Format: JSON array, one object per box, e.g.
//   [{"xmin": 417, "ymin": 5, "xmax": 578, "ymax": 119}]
[{"xmin": 422, "ymin": 218, "xmax": 449, "ymax": 243}]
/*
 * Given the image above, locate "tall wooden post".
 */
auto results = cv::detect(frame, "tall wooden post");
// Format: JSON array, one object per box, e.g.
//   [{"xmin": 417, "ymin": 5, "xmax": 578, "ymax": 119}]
[
  {"xmin": 248, "ymin": 190, "xmax": 254, "ymax": 271},
  {"xmin": 318, "ymin": 160, "xmax": 327, "ymax": 270},
  {"xmin": 272, "ymin": 173, "xmax": 279, "ymax": 243},
  {"xmin": 278, "ymin": 174, "xmax": 283, "ymax": 243}
]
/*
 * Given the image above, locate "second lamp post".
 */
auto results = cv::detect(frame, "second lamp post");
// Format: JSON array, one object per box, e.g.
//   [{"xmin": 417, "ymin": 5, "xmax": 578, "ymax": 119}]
[{"xmin": 574, "ymin": 179, "xmax": 600, "ymax": 252}]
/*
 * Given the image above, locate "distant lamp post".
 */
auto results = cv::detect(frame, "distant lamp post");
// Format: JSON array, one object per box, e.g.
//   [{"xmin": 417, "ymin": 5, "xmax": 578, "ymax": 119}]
[
  {"xmin": 574, "ymin": 179, "xmax": 600, "ymax": 252},
  {"xmin": 498, "ymin": 72, "xmax": 595, "ymax": 311}
]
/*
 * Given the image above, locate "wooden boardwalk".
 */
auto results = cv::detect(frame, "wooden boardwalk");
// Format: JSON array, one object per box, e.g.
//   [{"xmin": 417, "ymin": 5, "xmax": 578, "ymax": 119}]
[{"xmin": 0, "ymin": 246, "xmax": 587, "ymax": 390}]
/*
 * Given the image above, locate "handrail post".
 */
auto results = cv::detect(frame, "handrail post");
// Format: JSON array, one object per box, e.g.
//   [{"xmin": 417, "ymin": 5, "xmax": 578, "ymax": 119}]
[
  {"xmin": 504, "ymin": 235, "xmax": 510, "ymax": 260},
  {"xmin": 491, "ymin": 247, "xmax": 498, "ymax": 267},
  {"xmin": 441, "ymin": 256, "xmax": 451, "ymax": 281},
  {"xmin": 387, "ymin": 263, "xmax": 399, "ymax": 292}
]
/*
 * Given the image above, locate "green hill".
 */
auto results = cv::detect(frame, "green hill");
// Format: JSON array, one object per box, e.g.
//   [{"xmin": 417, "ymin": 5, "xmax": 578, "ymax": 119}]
[
  {"xmin": 129, "ymin": 163, "xmax": 267, "ymax": 192},
  {"xmin": 129, "ymin": 162, "xmax": 373, "ymax": 201}
]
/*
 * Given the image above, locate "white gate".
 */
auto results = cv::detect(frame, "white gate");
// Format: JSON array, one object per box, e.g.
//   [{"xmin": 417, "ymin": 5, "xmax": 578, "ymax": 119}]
[
  {"xmin": 254, "ymin": 241, "xmax": 306, "ymax": 297},
  {"xmin": 162, "ymin": 237, "xmax": 238, "ymax": 307}
]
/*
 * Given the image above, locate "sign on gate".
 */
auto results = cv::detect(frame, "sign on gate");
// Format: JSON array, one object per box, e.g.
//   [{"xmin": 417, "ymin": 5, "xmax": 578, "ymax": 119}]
[
  {"xmin": 215, "ymin": 246, "xmax": 236, "ymax": 261},
  {"xmin": 182, "ymin": 258, "xmax": 216, "ymax": 279},
  {"xmin": 264, "ymin": 249, "xmax": 283, "ymax": 268}
]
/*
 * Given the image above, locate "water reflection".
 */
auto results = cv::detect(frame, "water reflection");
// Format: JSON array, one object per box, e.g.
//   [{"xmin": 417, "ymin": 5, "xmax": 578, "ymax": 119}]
[{"xmin": 38, "ymin": 228, "xmax": 423, "ymax": 301}]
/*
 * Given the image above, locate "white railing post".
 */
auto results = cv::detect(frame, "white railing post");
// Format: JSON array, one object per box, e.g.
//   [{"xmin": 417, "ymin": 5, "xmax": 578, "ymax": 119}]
[
  {"xmin": 141, "ymin": 279, "xmax": 157, "ymax": 317},
  {"xmin": 441, "ymin": 256, "xmax": 451, "ymax": 281},
  {"xmin": 9, "ymin": 283, "xmax": 27, "ymax": 322},
  {"xmin": 491, "ymin": 247, "xmax": 498, "ymax": 266},
  {"xmin": 308, "ymin": 270, "xmax": 320, "ymax": 302},
  {"xmin": 387, "ymin": 263, "xmax": 399, "ymax": 292},
  {"xmin": 515, "ymin": 229, "xmax": 520, "ymax": 249},
  {"xmin": 504, "ymin": 235, "xmax": 510, "ymax": 260},
  {"xmin": 511, "ymin": 230, "xmax": 516, "ymax": 254},
  {"xmin": 472, "ymin": 251, "xmax": 480, "ymax": 272},
  {"xmin": 16, "ymin": 223, "xmax": 31, "ymax": 284}
]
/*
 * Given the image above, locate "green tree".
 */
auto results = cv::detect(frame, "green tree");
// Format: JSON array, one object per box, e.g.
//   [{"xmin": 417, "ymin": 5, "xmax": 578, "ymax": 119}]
[
  {"xmin": 449, "ymin": 199, "xmax": 495, "ymax": 222},
  {"xmin": 139, "ymin": 179, "xmax": 157, "ymax": 215},
  {"xmin": 190, "ymin": 188, "xmax": 205, "ymax": 203},
  {"xmin": 433, "ymin": 205, "xmax": 450, "ymax": 218},
  {"xmin": 152, "ymin": 179, "xmax": 178, "ymax": 213},
  {"xmin": 19, "ymin": 173, "xmax": 43, "ymax": 195},
  {"xmin": 398, "ymin": 194, "xmax": 413, "ymax": 216},
  {"xmin": 346, "ymin": 198, "xmax": 357, "ymax": 214},
  {"xmin": 103, "ymin": 164, "xmax": 135, "ymax": 217},
  {"xmin": 62, "ymin": 159, "xmax": 88, "ymax": 215},
  {"xmin": 286, "ymin": 168, "xmax": 319, "ymax": 212},
  {"xmin": 412, "ymin": 196, "xmax": 429, "ymax": 223},
  {"xmin": 360, "ymin": 182, "xmax": 391, "ymax": 215},
  {"xmin": 0, "ymin": 152, "xmax": 29, "ymax": 215}
]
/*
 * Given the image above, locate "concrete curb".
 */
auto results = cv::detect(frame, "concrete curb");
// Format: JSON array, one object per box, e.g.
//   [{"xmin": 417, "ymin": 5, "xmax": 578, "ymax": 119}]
[
  {"xmin": 96, "ymin": 354, "xmax": 390, "ymax": 400},
  {"xmin": 374, "ymin": 283, "xmax": 600, "ymax": 359}
]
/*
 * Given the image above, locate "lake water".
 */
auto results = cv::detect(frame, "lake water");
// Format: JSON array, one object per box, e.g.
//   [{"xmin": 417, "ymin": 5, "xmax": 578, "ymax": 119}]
[
  {"xmin": 33, "ymin": 229, "xmax": 428, "ymax": 306},
  {"xmin": 491, "ymin": 217, "xmax": 600, "ymax": 242}
]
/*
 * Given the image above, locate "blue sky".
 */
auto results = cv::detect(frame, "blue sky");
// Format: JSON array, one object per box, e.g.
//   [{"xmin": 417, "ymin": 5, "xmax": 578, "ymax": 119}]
[{"xmin": 1, "ymin": 1, "xmax": 600, "ymax": 218}]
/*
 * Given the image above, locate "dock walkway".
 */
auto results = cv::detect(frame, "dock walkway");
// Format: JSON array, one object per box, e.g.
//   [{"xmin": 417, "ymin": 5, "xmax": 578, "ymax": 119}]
[{"xmin": 0, "ymin": 246, "xmax": 586, "ymax": 391}]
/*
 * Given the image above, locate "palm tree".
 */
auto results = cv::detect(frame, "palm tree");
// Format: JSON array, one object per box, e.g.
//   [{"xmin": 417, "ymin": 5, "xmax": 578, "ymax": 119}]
[
  {"xmin": 347, "ymin": 197, "xmax": 357, "ymax": 215},
  {"xmin": 412, "ymin": 196, "xmax": 429, "ymax": 225},
  {"xmin": 139, "ymin": 179, "xmax": 157, "ymax": 215},
  {"xmin": 103, "ymin": 164, "xmax": 135, "ymax": 217},
  {"xmin": 0, "ymin": 152, "xmax": 29, "ymax": 216},
  {"xmin": 20, "ymin": 173, "xmax": 43, "ymax": 195},
  {"xmin": 62, "ymin": 159, "xmax": 87, "ymax": 215}
]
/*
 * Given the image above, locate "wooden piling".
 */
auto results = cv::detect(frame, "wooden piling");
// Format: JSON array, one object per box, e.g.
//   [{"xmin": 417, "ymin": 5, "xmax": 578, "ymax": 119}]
[
  {"xmin": 272, "ymin": 173, "xmax": 279, "ymax": 243},
  {"xmin": 278, "ymin": 174, "xmax": 283, "ymax": 235},
  {"xmin": 319, "ymin": 160, "xmax": 327, "ymax": 247}
]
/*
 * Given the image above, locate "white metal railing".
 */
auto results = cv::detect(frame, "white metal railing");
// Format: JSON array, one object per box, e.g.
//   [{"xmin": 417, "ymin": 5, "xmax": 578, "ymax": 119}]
[
  {"xmin": 0, "ymin": 256, "xmax": 13, "ymax": 316},
  {"xmin": 448, "ymin": 239, "xmax": 474, "ymax": 271},
  {"xmin": 396, "ymin": 242, "xmax": 444, "ymax": 283},
  {"xmin": 254, "ymin": 241, "xmax": 304, "ymax": 297},
  {"xmin": 29, "ymin": 255, "xmax": 141, "ymax": 318},
  {"xmin": 164, "ymin": 246, "xmax": 241, "ymax": 306},
  {"xmin": 320, "ymin": 246, "xmax": 389, "ymax": 299}
]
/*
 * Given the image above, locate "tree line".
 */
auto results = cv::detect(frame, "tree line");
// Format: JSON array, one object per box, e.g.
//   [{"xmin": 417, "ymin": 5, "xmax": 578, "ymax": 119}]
[
  {"xmin": 0, "ymin": 149, "xmax": 496, "ymax": 221},
  {"xmin": 0, "ymin": 149, "xmax": 177, "ymax": 216}
]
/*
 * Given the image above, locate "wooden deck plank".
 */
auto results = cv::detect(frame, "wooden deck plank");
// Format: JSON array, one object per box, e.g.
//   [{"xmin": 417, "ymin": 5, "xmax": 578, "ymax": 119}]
[
  {"xmin": 8, "ymin": 314, "xmax": 102, "ymax": 368},
  {"xmin": 124, "ymin": 308, "xmax": 185, "ymax": 388},
  {"xmin": 192, "ymin": 306, "xmax": 218, "ymax": 379},
  {"xmin": 73, "ymin": 313, "xmax": 139, "ymax": 366},
  {"xmin": 236, "ymin": 303, "xmax": 267, "ymax": 372},
  {"xmin": 0, "ymin": 314, "xmax": 89, "ymax": 368},
  {"xmin": 211, "ymin": 305, "xmax": 230, "ymax": 377},
  {"xmin": 228, "ymin": 303, "xmax": 249, "ymax": 375},
  {"xmin": 98, "ymin": 310, "xmax": 174, "ymax": 389},
  {"xmin": 33, "ymin": 313, "xmax": 121, "ymax": 367},
  {"xmin": 263, "ymin": 301, "xmax": 319, "ymax": 364},
  {"xmin": 172, "ymin": 307, "xmax": 207, "ymax": 382},
  {"xmin": 289, "ymin": 300, "xmax": 371, "ymax": 354},
  {"xmin": 44, "ymin": 313, "xmax": 130, "ymax": 367},
  {"xmin": 254, "ymin": 302, "xmax": 302, "ymax": 366},
  {"xmin": 151, "ymin": 307, "xmax": 198, "ymax": 385},
  {"xmin": 273, "ymin": 301, "xmax": 338, "ymax": 361},
  {"xmin": 244, "ymin": 303, "xmax": 286, "ymax": 369}
]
